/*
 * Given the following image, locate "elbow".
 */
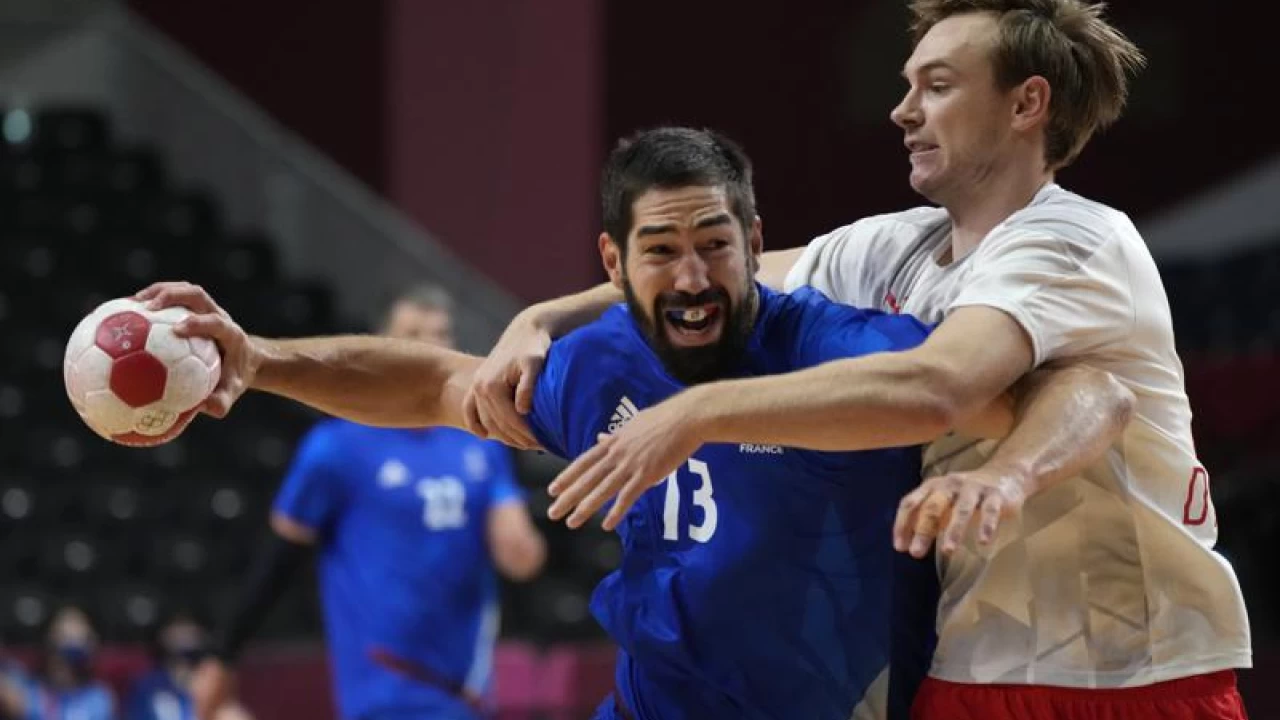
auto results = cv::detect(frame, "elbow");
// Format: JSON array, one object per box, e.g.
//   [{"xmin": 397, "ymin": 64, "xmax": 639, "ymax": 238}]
[
  {"xmin": 1050, "ymin": 364, "xmax": 1136, "ymax": 432},
  {"xmin": 1099, "ymin": 371, "xmax": 1136, "ymax": 433}
]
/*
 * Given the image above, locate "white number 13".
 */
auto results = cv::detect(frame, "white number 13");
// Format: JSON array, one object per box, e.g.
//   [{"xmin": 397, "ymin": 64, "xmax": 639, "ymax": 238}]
[{"xmin": 662, "ymin": 458, "xmax": 717, "ymax": 543}]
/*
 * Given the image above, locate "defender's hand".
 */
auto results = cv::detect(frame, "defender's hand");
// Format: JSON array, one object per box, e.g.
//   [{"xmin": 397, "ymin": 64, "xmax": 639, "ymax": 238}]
[
  {"xmin": 462, "ymin": 310, "xmax": 549, "ymax": 450},
  {"xmin": 893, "ymin": 465, "xmax": 1027, "ymax": 558}
]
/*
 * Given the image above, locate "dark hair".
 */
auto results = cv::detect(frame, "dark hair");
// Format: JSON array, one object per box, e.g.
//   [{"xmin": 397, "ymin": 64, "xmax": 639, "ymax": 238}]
[
  {"xmin": 909, "ymin": 0, "xmax": 1145, "ymax": 169},
  {"xmin": 600, "ymin": 127, "xmax": 757, "ymax": 254}
]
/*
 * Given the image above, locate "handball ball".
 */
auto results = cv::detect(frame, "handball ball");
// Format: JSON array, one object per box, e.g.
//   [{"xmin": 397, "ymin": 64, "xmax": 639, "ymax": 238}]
[{"xmin": 63, "ymin": 297, "xmax": 221, "ymax": 446}]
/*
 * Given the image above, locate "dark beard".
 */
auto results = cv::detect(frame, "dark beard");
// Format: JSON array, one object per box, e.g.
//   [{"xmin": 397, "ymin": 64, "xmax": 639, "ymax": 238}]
[{"xmin": 623, "ymin": 280, "xmax": 758, "ymax": 386}]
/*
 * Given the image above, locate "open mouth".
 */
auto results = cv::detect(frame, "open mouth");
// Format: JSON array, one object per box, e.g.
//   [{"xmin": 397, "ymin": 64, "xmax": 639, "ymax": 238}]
[{"xmin": 662, "ymin": 303, "xmax": 724, "ymax": 346}]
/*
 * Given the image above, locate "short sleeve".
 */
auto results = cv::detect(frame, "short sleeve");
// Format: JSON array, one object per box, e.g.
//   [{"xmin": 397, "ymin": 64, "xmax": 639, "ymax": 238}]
[
  {"xmin": 482, "ymin": 441, "xmax": 525, "ymax": 508},
  {"xmin": 272, "ymin": 424, "xmax": 349, "ymax": 535},
  {"xmin": 527, "ymin": 342, "xmax": 571, "ymax": 459},
  {"xmin": 948, "ymin": 227, "xmax": 1134, "ymax": 367},
  {"xmin": 783, "ymin": 220, "xmax": 883, "ymax": 307}
]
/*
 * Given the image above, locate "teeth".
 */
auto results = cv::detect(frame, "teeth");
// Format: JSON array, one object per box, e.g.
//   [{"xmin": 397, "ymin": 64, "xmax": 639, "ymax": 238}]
[{"xmin": 682, "ymin": 308, "xmax": 707, "ymax": 322}]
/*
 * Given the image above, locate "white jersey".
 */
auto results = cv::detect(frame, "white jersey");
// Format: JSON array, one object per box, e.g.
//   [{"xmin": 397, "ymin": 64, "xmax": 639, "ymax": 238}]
[{"xmin": 784, "ymin": 182, "xmax": 1252, "ymax": 688}]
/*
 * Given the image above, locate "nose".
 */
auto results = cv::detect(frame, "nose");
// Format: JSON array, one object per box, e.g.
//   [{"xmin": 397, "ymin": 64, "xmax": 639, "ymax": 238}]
[
  {"xmin": 891, "ymin": 88, "xmax": 922, "ymax": 130},
  {"xmin": 671, "ymin": 252, "xmax": 712, "ymax": 296}
]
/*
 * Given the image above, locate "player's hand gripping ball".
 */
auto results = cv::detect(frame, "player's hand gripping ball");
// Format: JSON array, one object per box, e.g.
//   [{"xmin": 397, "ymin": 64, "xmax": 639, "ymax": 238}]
[{"xmin": 63, "ymin": 297, "xmax": 221, "ymax": 446}]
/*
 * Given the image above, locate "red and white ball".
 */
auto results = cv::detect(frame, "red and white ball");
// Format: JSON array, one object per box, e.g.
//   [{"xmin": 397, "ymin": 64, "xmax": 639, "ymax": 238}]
[{"xmin": 63, "ymin": 298, "xmax": 221, "ymax": 446}]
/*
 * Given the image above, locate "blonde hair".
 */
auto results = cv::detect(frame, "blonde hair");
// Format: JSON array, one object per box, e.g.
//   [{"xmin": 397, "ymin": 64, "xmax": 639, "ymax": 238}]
[{"xmin": 909, "ymin": 0, "xmax": 1146, "ymax": 169}]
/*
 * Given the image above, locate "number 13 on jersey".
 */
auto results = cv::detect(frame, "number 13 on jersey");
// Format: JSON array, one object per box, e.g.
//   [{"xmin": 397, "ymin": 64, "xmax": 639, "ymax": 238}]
[{"xmin": 662, "ymin": 458, "xmax": 718, "ymax": 542}]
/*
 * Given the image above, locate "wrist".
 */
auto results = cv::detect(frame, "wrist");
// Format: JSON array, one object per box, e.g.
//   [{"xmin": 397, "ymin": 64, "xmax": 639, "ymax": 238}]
[
  {"xmin": 985, "ymin": 457, "xmax": 1038, "ymax": 498},
  {"xmin": 244, "ymin": 336, "xmax": 277, "ymax": 392},
  {"xmin": 679, "ymin": 385, "xmax": 720, "ymax": 446}
]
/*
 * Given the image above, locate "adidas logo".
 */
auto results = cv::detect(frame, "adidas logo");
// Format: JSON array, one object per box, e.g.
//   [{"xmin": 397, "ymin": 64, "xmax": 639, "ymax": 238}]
[{"xmin": 608, "ymin": 396, "xmax": 640, "ymax": 433}]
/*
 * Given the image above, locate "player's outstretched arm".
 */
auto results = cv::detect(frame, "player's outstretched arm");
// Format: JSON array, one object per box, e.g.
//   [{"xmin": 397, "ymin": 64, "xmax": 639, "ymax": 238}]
[
  {"xmin": 135, "ymin": 282, "xmax": 479, "ymax": 430},
  {"xmin": 546, "ymin": 306, "xmax": 1130, "ymax": 531},
  {"xmin": 463, "ymin": 249, "xmax": 803, "ymax": 446}
]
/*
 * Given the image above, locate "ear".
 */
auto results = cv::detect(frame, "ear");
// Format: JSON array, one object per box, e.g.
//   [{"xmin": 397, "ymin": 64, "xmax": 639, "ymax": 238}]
[
  {"xmin": 599, "ymin": 232, "xmax": 624, "ymax": 288},
  {"xmin": 1012, "ymin": 75, "xmax": 1051, "ymax": 132},
  {"xmin": 747, "ymin": 215, "xmax": 764, "ymax": 273}
]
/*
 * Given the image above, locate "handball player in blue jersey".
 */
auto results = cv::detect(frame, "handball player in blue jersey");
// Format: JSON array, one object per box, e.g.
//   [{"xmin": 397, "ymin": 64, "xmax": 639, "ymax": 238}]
[
  {"xmin": 137, "ymin": 127, "xmax": 1127, "ymax": 720},
  {"xmin": 187, "ymin": 286, "xmax": 546, "ymax": 720}
]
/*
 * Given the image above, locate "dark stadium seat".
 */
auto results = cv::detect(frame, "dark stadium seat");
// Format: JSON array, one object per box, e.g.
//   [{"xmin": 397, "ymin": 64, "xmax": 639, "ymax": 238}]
[
  {"xmin": 522, "ymin": 579, "xmax": 601, "ymax": 642},
  {"xmin": 197, "ymin": 236, "xmax": 280, "ymax": 290},
  {"xmin": 137, "ymin": 190, "xmax": 220, "ymax": 239},
  {"xmin": 0, "ymin": 585, "xmax": 59, "ymax": 644},
  {"xmin": 95, "ymin": 585, "xmax": 169, "ymax": 642},
  {"xmin": 147, "ymin": 532, "xmax": 213, "ymax": 581},
  {"xmin": 32, "ymin": 108, "xmax": 111, "ymax": 153},
  {"xmin": 40, "ymin": 530, "xmax": 124, "ymax": 584}
]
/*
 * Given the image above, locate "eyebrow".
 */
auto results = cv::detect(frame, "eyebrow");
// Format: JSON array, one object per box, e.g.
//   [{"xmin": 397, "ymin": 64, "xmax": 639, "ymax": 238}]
[
  {"xmin": 901, "ymin": 59, "xmax": 956, "ymax": 79},
  {"xmin": 635, "ymin": 213, "xmax": 734, "ymax": 238}
]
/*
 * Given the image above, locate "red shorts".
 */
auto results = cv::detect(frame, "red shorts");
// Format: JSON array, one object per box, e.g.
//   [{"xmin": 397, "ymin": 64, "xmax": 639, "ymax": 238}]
[{"xmin": 912, "ymin": 670, "xmax": 1248, "ymax": 720}]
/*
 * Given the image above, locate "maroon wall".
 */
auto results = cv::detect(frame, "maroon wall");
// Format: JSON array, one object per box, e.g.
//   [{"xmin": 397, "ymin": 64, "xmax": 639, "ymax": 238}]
[
  {"xmin": 129, "ymin": 0, "xmax": 604, "ymax": 304},
  {"xmin": 384, "ymin": 0, "xmax": 604, "ymax": 303},
  {"xmin": 603, "ymin": 1, "xmax": 1280, "ymax": 252},
  {"xmin": 129, "ymin": 0, "xmax": 387, "ymax": 192}
]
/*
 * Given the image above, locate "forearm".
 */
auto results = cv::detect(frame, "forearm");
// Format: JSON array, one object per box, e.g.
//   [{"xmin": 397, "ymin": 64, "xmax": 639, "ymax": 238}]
[
  {"xmin": 528, "ymin": 283, "xmax": 623, "ymax": 338},
  {"xmin": 984, "ymin": 364, "xmax": 1135, "ymax": 496},
  {"xmin": 250, "ymin": 335, "xmax": 479, "ymax": 428},
  {"xmin": 690, "ymin": 352, "xmax": 964, "ymax": 451}
]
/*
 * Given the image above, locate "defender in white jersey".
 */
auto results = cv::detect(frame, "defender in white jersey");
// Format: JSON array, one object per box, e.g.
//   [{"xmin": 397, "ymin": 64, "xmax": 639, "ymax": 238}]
[
  {"xmin": 784, "ymin": 182, "xmax": 1252, "ymax": 690},
  {"xmin": 463, "ymin": 1, "xmax": 1251, "ymax": 718}
]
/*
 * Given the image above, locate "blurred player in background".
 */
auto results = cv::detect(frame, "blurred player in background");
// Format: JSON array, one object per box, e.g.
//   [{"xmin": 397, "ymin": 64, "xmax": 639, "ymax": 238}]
[
  {"xmin": 466, "ymin": 1, "xmax": 1252, "ymax": 718},
  {"xmin": 126, "ymin": 611, "xmax": 254, "ymax": 720},
  {"xmin": 133, "ymin": 125, "xmax": 1131, "ymax": 720},
  {"xmin": 190, "ymin": 285, "xmax": 546, "ymax": 720}
]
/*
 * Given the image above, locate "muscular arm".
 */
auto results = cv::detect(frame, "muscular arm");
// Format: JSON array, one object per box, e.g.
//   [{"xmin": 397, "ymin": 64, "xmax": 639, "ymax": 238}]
[
  {"xmin": 250, "ymin": 336, "xmax": 482, "ymax": 429},
  {"xmin": 688, "ymin": 306, "xmax": 1032, "ymax": 450},
  {"xmin": 893, "ymin": 361, "xmax": 1135, "ymax": 556},
  {"xmin": 988, "ymin": 362, "xmax": 1134, "ymax": 495},
  {"xmin": 547, "ymin": 306, "xmax": 1133, "ymax": 531}
]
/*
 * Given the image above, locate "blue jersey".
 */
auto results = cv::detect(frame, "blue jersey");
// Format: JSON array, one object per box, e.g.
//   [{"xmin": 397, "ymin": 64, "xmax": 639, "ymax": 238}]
[
  {"xmin": 125, "ymin": 669, "xmax": 193, "ymax": 720},
  {"xmin": 273, "ymin": 422, "xmax": 524, "ymax": 720},
  {"xmin": 527, "ymin": 285, "xmax": 939, "ymax": 720},
  {"xmin": 22, "ymin": 681, "xmax": 115, "ymax": 720}
]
